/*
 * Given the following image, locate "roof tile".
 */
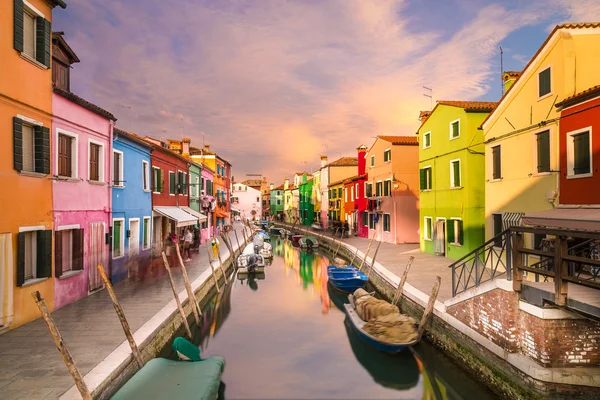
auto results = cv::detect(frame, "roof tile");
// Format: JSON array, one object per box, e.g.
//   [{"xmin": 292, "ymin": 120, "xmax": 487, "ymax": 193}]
[{"xmin": 377, "ymin": 136, "xmax": 419, "ymax": 145}]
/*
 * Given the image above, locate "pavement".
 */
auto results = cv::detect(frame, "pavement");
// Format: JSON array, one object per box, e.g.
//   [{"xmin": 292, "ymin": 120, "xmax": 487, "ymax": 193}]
[{"xmin": 0, "ymin": 224, "xmax": 249, "ymax": 400}]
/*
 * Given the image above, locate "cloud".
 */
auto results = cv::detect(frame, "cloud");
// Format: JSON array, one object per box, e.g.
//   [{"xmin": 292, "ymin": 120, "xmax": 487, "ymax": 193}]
[{"xmin": 53, "ymin": 0, "xmax": 599, "ymax": 183}]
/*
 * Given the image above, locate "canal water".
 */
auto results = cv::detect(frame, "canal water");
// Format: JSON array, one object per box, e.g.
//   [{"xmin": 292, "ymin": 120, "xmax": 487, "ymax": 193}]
[{"xmin": 160, "ymin": 236, "xmax": 497, "ymax": 399}]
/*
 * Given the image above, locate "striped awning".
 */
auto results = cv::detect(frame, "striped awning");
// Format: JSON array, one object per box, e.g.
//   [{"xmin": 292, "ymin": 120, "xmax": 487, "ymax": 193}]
[{"xmin": 502, "ymin": 212, "xmax": 524, "ymax": 231}]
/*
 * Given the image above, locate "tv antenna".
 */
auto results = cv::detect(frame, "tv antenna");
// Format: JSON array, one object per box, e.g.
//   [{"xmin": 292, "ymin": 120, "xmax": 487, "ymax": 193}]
[
  {"xmin": 499, "ymin": 45, "xmax": 504, "ymax": 97},
  {"xmin": 422, "ymin": 86, "xmax": 432, "ymax": 110}
]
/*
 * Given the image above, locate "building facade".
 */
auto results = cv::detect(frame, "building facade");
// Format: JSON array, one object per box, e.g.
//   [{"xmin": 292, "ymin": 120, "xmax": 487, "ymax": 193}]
[
  {"xmin": 328, "ymin": 180, "xmax": 344, "ymax": 223},
  {"xmin": 355, "ymin": 146, "xmax": 369, "ymax": 238},
  {"xmin": 231, "ymin": 183, "xmax": 262, "ymax": 221},
  {"xmin": 270, "ymin": 184, "xmax": 284, "ymax": 220},
  {"xmin": 299, "ymin": 175, "xmax": 314, "ymax": 226}
]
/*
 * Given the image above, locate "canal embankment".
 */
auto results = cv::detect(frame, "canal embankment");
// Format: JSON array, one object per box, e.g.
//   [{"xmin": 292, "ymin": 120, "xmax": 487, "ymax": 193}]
[{"xmin": 279, "ymin": 224, "xmax": 600, "ymax": 400}]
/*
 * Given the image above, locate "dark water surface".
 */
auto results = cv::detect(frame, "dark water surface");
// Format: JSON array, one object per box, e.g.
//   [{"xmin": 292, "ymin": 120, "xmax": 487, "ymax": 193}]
[{"xmin": 161, "ymin": 237, "xmax": 497, "ymax": 399}]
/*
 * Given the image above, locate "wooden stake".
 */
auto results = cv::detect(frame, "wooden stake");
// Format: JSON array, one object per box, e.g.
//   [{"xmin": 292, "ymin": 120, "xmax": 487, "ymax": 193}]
[
  {"xmin": 96, "ymin": 264, "xmax": 144, "ymax": 368},
  {"xmin": 234, "ymin": 230, "xmax": 242, "ymax": 255},
  {"xmin": 31, "ymin": 291, "xmax": 93, "ymax": 400},
  {"xmin": 220, "ymin": 232, "xmax": 237, "ymax": 268},
  {"xmin": 216, "ymin": 242, "xmax": 230, "ymax": 284},
  {"xmin": 359, "ymin": 236, "xmax": 375, "ymax": 271},
  {"xmin": 333, "ymin": 231, "xmax": 343, "ymax": 258},
  {"xmin": 161, "ymin": 252, "xmax": 193, "ymax": 339},
  {"xmin": 417, "ymin": 276, "xmax": 441, "ymax": 341},
  {"xmin": 205, "ymin": 240, "xmax": 221, "ymax": 292},
  {"xmin": 175, "ymin": 245, "xmax": 202, "ymax": 323},
  {"xmin": 349, "ymin": 247, "xmax": 359, "ymax": 266},
  {"xmin": 393, "ymin": 256, "xmax": 415, "ymax": 305},
  {"xmin": 367, "ymin": 240, "xmax": 382, "ymax": 280}
]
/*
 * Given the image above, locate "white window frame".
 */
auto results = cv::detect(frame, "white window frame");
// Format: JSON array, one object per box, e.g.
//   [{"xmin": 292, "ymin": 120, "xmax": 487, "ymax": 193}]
[
  {"xmin": 383, "ymin": 148, "xmax": 391, "ymax": 163},
  {"xmin": 142, "ymin": 216, "xmax": 151, "ymax": 250},
  {"xmin": 344, "ymin": 188, "xmax": 348, "ymax": 202},
  {"xmin": 21, "ymin": 1, "xmax": 44, "ymax": 62},
  {"xmin": 424, "ymin": 217, "xmax": 433, "ymax": 241},
  {"xmin": 449, "ymin": 118, "xmax": 460, "ymax": 140},
  {"xmin": 537, "ymin": 65, "xmax": 553, "ymax": 101},
  {"xmin": 55, "ymin": 128, "xmax": 79, "ymax": 179},
  {"xmin": 169, "ymin": 171, "xmax": 176, "ymax": 196},
  {"xmin": 152, "ymin": 166, "xmax": 161, "ymax": 194},
  {"xmin": 423, "ymin": 131, "xmax": 431, "ymax": 149},
  {"xmin": 87, "ymin": 139, "xmax": 105, "ymax": 182},
  {"xmin": 351, "ymin": 186, "xmax": 354, "ymax": 201},
  {"xmin": 142, "ymin": 160, "xmax": 150, "ymax": 191},
  {"xmin": 531, "ymin": 127, "xmax": 553, "ymax": 177},
  {"xmin": 112, "ymin": 218, "xmax": 125, "ymax": 259},
  {"xmin": 422, "ymin": 165, "xmax": 432, "ymax": 191},
  {"xmin": 450, "ymin": 158, "xmax": 461, "ymax": 188},
  {"xmin": 450, "ymin": 218, "xmax": 462, "ymax": 246},
  {"xmin": 368, "ymin": 213, "xmax": 376, "ymax": 230},
  {"xmin": 567, "ymin": 126, "xmax": 593, "ymax": 179},
  {"xmin": 383, "ymin": 213, "xmax": 391, "ymax": 232},
  {"xmin": 490, "ymin": 144, "xmax": 502, "ymax": 182},
  {"xmin": 112, "ymin": 149, "xmax": 124, "ymax": 188},
  {"xmin": 370, "ymin": 155, "xmax": 375, "ymax": 167},
  {"xmin": 384, "ymin": 179, "xmax": 392, "ymax": 196},
  {"xmin": 376, "ymin": 180, "xmax": 383, "ymax": 197}
]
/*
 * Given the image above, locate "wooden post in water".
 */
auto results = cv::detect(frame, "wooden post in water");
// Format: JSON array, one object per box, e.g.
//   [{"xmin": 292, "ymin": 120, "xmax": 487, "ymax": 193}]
[
  {"xmin": 220, "ymin": 232, "xmax": 237, "ymax": 268},
  {"xmin": 416, "ymin": 276, "xmax": 441, "ymax": 341},
  {"xmin": 161, "ymin": 252, "xmax": 193, "ymax": 339},
  {"xmin": 96, "ymin": 264, "xmax": 144, "ymax": 368},
  {"xmin": 31, "ymin": 291, "xmax": 93, "ymax": 400},
  {"xmin": 175, "ymin": 245, "xmax": 202, "ymax": 322},
  {"xmin": 359, "ymin": 236, "xmax": 375, "ymax": 271},
  {"xmin": 333, "ymin": 231, "xmax": 344, "ymax": 258},
  {"xmin": 234, "ymin": 230, "xmax": 242, "ymax": 255},
  {"xmin": 205, "ymin": 240, "xmax": 221, "ymax": 292},
  {"xmin": 215, "ymin": 243, "xmax": 229, "ymax": 284},
  {"xmin": 393, "ymin": 256, "xmax": 415, "ymax": 305},
  {"xmin": 367, "ymin": 240, "xmax": 382, "ymax": 279},
  {"xmin": 242, "ymin": 227, "xmax": 248, "ymax": 245},
  {"xmin": 349, "ymin": 247, "xmax": 359, "ymax": 266}
]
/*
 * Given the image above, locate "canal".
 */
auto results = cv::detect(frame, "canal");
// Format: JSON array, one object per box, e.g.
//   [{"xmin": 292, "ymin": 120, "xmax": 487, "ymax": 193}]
[{"xmin": 160, "ymin": 236, "xmax": 497, "ymax": 399}]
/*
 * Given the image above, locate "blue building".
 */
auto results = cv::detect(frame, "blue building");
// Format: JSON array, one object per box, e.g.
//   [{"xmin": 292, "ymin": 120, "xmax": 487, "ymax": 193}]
[{"xmin": 111, "ymin": 128, "xmax": 153, "ymax": 282}]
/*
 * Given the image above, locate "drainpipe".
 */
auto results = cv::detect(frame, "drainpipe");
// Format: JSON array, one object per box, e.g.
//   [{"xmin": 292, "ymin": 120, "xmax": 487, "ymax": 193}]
[{"xmin": 393, "ymin": 193, "xmax": 397, "ymax": 245}]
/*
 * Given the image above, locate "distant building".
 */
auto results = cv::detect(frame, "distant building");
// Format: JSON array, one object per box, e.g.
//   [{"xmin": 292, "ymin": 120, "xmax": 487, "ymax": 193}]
[{"xmin": 231, "ymin": 183, "xmax": 262, "ymax": 222}]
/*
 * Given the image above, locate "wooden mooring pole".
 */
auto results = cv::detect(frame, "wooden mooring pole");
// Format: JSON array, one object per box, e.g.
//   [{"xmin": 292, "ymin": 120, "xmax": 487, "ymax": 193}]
[
  {"xmin": 175, "ymin": 245, "xmax": 202, "ymax": 322},
  {"xmin": 359, "ymin": 236, "xmax": 375, "ymax": 271},
  {"xmin": 220, "ymin": 232, "xmax": 237, "ymax": 269},
  {"xmin": 161, "ymin": 252, "xmax": 193, "ymax": 340},
  {"xmin": 205, "ymin": 240, "xmax": 221, "ymax": 292},
  {"xmin": 393, "ymin": 256, "xmax": 414, "ymax": 305},
  {"xmin": 216, "ymin": 243, "xmax": 230, "ymax": 284},
  {"xmin": 32, "ymin": 291, "xmax": 92, "ymax": 400},
  {"xmin": 367, "ymin": 240, "xmax": 382, "ymax": 280},
  {"xmin": 349, "ymin": 247, "xmax": 359, "ymax": 266},
  {"xmin": 234, "ymin": 230, "xmax": 242, "ymax": 255},
  {"xmin": 97, "ymin": 264, "xmax": 144, "ymax": 368},
  {"xmin": 333, "ymin": 231, "xmax": 344, "ymax": 258},
  {"xmin": 417, "ymin": 276, "xmax": 442, "ymax": 341}
]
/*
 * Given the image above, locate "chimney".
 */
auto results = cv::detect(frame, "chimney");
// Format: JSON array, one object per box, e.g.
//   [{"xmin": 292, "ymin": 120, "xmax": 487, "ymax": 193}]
[
  {"xmin": 419, "ymin": 111, "xmax": 431, "ymax": 125},
  {"xmin": 204, "ymin": 144, "xmax": 210, "ymax": 153},
  {"xmin": 357, "ymin": 145, "xmax": 367, "ymax": 176},
  {"xmin": 270, "ymin": 183, "xmax": 274, "ymax": 190},
  {"xmin": 502, "ymin": 71, "xmax": 521, "ymax": 94},
  {"xmin": 284, "ymin": 178, "xmax": 289, "ymax": 190},
  {"xmin": 182, "ymin": 137, "xmax": 190, "ymax": 157},
  {"xmin": 320, "ymin": 155, "xmax": 328, "ymax": 168}
]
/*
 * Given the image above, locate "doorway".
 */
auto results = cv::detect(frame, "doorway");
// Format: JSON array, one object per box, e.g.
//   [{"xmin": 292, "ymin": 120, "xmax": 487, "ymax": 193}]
[
  {"xmin": 88, "ymin": 222, "xmax": 106, "ymax": 292},
  {"xmin": 433, "ymin": 218, "xmax": 446, "ymax": 256},
  {"xmin": 129, "ymin": 219, "xmax": 140, "ymax": 257}
]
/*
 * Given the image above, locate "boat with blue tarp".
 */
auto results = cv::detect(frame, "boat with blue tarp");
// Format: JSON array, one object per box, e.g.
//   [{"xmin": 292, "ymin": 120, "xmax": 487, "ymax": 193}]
[{"xmin": 327, "ymin": 267, "xmax": 368, "ymax": 293}]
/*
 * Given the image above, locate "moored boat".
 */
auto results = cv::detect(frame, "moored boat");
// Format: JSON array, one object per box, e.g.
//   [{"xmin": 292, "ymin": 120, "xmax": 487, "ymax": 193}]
[
  {"xmin": 291, "ymin": 234, "xmax": 303, "ymax": 244},
  {"xmin": 298, "ymin": 235, "xmax": 319, "ymax": 248},
  {"xmin": 237, "ymin": 243, "xmax": 266, "ymax": 273},
  {"xmin": 255, "ymin": 231, "xmax": 271, "ymax": 241},
  {"xmin": 327, "ymin": 268, "xmax": 368, "ymax": 293}
]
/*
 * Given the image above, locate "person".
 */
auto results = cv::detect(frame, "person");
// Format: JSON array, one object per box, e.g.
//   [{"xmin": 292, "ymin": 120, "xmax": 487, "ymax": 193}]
[
  {"xmin": 211, "ymin": 237, "xmax": 220, "ymax": 261},
  {"xmin": 183, "ymin": 229, "xmax": 193, "ymax": 261}
]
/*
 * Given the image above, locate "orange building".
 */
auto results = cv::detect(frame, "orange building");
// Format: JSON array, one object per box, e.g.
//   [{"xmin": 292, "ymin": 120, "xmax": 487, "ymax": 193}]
[{"xmin": 0, "ymin": 0, "xmax": 67, "ymax": 331}]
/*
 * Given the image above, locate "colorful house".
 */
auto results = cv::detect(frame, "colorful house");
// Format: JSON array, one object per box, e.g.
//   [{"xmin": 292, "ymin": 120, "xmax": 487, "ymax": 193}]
[
  {"xmin": 198, "ymin": 164, "xmax": 215, "ymax": 242},
  {"xmin": 311, "ymin": 170, "xmax": 322, "ymax": 224},
  {"xmin": 231, "ymin": 183, "xmax": 262, "ymax": 221},
  {"xmin": 1, "ymin": 0, "xmax": 66, "ymax": 331},
  {"xmin": 111, "ymin": 129, "xmax": 152, "ymax": 282},
  {"xmin": 317, "ymin": 156, "xmax": 329, "ymax": 227},
  {"xmin": 365, "ymin": 136, "xmax": 419, "ymax": 244},
  {"xmin": 214, "ymin": 155, "xmax": 232, "ymax": 229},
  {"xmin": 417, "ymin": 101, "xmax": 496, "ymax": 260},
  {"xmin": 328, "ymin": 180, "xmax": 345, "ymax": 223},
  {"xmin": 283, "ymin": 178, "xmax": 296, "ymax": 222},
  {"xmin": 299, "ymin": 175, "xmax": 314, "ymax": 226},
  {"xmin": 481, "ymin": 23, "xmax": 600, "ymax": 243},
  {"xmin": 270, "ymin": 184, "xmax": 284, "ymax": 219},
  {"xmin": 319, "ymin": 156, "xmax": 358, "ymax": 228},
  {"xmin": 262, "ymin": 182, "xmax": 271, "ymax": 221},
  {"xmin": 355, "ymin": 145, "xmax": 369, "ymax": 238},
  {"xmin": 51, "ymin": 33, "xmax": 116, "ymax": 306}
]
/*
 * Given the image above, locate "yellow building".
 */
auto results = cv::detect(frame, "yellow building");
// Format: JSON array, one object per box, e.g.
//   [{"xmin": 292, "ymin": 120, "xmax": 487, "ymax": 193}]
[
  {"xmin": 482, "ymin": 23, "xmax": 600, "ymax": 241},
  {"xmin": 328, "ymin": 180, "xmax": 345, "ymax": 222}
]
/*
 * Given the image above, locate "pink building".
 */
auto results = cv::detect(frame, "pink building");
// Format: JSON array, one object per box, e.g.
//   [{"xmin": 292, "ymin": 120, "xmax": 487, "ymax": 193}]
[{"xmin": 51, "ymin": 33, "xmax": 116, "ymax": 309}]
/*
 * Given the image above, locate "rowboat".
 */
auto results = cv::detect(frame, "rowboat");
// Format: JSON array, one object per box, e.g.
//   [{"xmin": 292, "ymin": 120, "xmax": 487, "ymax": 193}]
[
  {"xmin": 255, "ymin": 231, "xmax": 271, "ymax": 241},
  {"xmin": 237, "ymin": 243, "xmax": 266, "ymax": 273},
  {"xmin": 327, "ymin": 267, "xmax": 368, "ymax": 293},
  {"xmin": 270, "ymin": 227, "xmax": 282, "ymax": 235},
  {"xmin": 299, "ymin": 236, "xmax": 319, "ymax": 248},
  {"xmin": 291, "ymin": 234, "xmax": 303, "ymax": 244}
]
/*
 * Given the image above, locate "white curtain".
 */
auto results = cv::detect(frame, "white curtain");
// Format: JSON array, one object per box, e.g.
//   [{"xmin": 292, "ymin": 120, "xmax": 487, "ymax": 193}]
[{"xmin": 0, "ymin": 233, "xmax": 14, "ymax": 329}]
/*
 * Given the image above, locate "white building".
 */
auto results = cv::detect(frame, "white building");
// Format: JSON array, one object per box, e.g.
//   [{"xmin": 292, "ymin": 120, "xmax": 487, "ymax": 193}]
[{"xmin": 231, "ymin": 183, "xmax": 262, "ymax": 222}]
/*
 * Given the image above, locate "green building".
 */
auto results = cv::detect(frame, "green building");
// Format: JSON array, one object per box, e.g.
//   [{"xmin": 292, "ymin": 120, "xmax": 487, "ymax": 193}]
[
  {"xmin": 188, "ymin": 161, "xmax": 203, "ymax": 224},
  {"xmin": 299, "ymin": 175, "xmax": 314, "ymax": 226},
  {"xmin": 270, "ymin": 184, "xmax": 284, "ymax": 219},
  {"xmin": 417, "ymin": 101, "xmax": 496, "ymax": 261}
]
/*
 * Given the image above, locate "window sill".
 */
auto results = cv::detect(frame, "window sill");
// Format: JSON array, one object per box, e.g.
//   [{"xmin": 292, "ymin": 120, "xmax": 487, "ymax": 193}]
[
  {"xmin": 450, "ymin": 186, "xmax": 464, "ymax": 190},
  {"xmin": 532, "ymin": 172, "xmax": 553, "ymax": 177},
  {"xmin": 112, "ymin": 255, "xmax": 125, "ymax": 260},
  {"xmin": 488, "ymin": 178, "xmax": 503, "ymax": 183},
  {"xmin": 19, "ymin": 170, "xmax": 47, "ymax": 178},
  {"xmin": 58, "ymin": 270, "xmax": 84, "ymax": 280},
  {"xmin": 421, "ymin": 189, "xmax": 432, "ymax": 192},
  {"xmin": 56, "ymin": 176, "xmax": 81, "ymax": 182},
  {"xmin": 88, "ymin": 180, "xmax": 106, "ymax": 186},
  {"xmin": 424, "ymin": 238, "xmax": 432, "ymax": 241},
  {"xmin": 450, "ymin": 243, "xmax": 462, "ymax": 247},
  {"xmin": 21, "ymin": 277, "xmax": 49, "ymax": 288},
  {"xmin": 20, "ymin": 53, "xmax": 48, "ymax": 70},
  {"xmin": 113, "ymin": 185, "xmax": 125, "ymax": 189},
  {"xmin": 423, "ymin": 146, "xmax": 431, "ymax": 150},
  {"xmin": 143, "ymin": 189, "xmax": 152, "ymax": 193},
  {"xmin": 450, "ymin": 136, "xmax": 460, "ymax": 141},
  {"xmin": 567, "ymin": 173, "xmax": 593, "ymax": 180}
]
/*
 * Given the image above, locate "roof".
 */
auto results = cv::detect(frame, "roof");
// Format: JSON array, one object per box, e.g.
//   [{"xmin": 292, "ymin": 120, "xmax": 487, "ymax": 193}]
[
  {"xmin": 556, "ymin": 85, "xmax": 600, "ymax": 108},
  {"xmin": 436, "ymin": 101, "xmax": 498, "ymax": 112},
  {"xmin": 481, "ymin": 22, "xmax": 600, "ymax": 129},
  {"xmin": 503, "ymin": 71, "xmax": 522, "ymax": 79},
  {"xmin": 272, "ymin": 184, "xmax": 285, "ymax": 191},
  {"xmin": 242, "ymin": 179, "xmax": 263, "ymax": 187},
  {"xmin": 113, "ymin": 128, "xmax": 152, "ymax": 149},
  {"xmin": 51, "ymin": 0, "xmax": 67, "ymax": 9},
  {"xmin": 377, "ymin": 136, "xmax": 419, "ymax": 145},
  {"xmin": 523, "ymin": 208, "xmax": 600, "ymax": 232},
  {"xmin": 326, "ymin": 156, "xmax": 358, "ymax": 167},
  {"xmin": 53, "ymin": 87, "xmax": 116, "ymax": 121},
  {"xmin": 295, "ymin": 171, "xmax": 311, "ymax": 176},
  {"xmin": 329, "ymin": 178, "xmax": 347, "ymax": 187},
  {"xmin": 141, "ymin": 136, "xmax": 192, "ymax": 164},
  {"xmin": 51, "ymin": 32, "xmax": 80, "ymax": 63}
]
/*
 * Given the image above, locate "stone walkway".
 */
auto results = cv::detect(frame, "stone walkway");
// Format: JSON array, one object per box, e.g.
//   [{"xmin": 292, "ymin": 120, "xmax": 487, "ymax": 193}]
[{"xmin": 0, "ymin": 224, "xmax": 249, "ymax": 400}]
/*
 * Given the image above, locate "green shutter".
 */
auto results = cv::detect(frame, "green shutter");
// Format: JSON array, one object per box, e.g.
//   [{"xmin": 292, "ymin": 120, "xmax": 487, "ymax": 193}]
[
  {"xmin": 13, "ymin": 117, "xmax": 23, "ymax": 171},
  {"xmin": 14, "ymin": 0, "xmax": 24, "ymax": 52},
  {"xmin": 37, "ymin": 230, "xmax": 52, "ymax": 278},
  {"xmin": 33, "ymin": 126, "xmax": 50, "ymax": 174},
  {"xmin": 458, "ymin": 220, "xmax": 463, "ymax": 245},
  {"xmin": 419, "ymin": 169, "xmax": 425, "ymax": 190},
  {"xmin": 452, "ymin": 121, "xmax": 459, "ymax": 137},
  {"xmin": 453, "ymin": 161, "xmax": 460, "ymax": 187},
  {"xmin": 157, "ymin": 169, "xmax": 163, "ymax": 193},
  {"xmin": 447, "ymin": 220, "xmax": 455, "ymax": 244},
  {"xmin": 17, "ymin": 232, "xmax": 25, "ymax": 286},
  {"xmin": 537, "ymin": 131, "xmax": 550, "ymax": 173},
  {"xmin": 113, "ymin": 221, "xmax": 121, "ymax": 256},
  {"xmin": 54, "ymin": 231, "xmax": 63, "ymax": 278},
  {"xmin": 426, "ymin": 133, "xmax": 430, "ymax": 147},
  {"xmin": 539, "ymin": 68, "xmax": 551, "ymax": 97},
  {"xmin": 35, "ymin": 17, "xmax": 51, "ymax": 67}
]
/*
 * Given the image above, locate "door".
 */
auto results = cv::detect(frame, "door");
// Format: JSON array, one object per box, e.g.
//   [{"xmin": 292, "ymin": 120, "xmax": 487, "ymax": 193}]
[
  {"xmin": 433, "ymin": 219, "xmax": 446, "ymax": 256},
  {"xmin": 153, "ymin": 216, "xmax": 162, "ymax": 250},
  {"xmin": 88, "ymin": 222, "xmax": 105, "ymax": 292},
  {"xmin": 129, "ymin": 219, "xmax": 140, "ymax": 257},
  {"xmin": 0, "ymin": 233, "xmax": 14, "ymax": 331}
]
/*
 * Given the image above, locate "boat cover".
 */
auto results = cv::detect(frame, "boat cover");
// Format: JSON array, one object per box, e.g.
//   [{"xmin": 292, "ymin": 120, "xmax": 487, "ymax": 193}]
[
  {"xmin": 112, "ymin": 357, "xmax": 225, "ymax": 400},
  {"xmin": 363, "ymin": 313, "xmax": 418, "ymax": 344},
  {"xmin": 354, "ymin": 289, "xmax": 399, "ymax": 321}
]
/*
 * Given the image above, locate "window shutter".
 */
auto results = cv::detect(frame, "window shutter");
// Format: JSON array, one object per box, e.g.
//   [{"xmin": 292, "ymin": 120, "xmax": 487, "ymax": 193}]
[
  {"xmin": 576, "ymin": 132, "xmax": 590, "ymax": 174},
  {"xmin": 37, "ymin": 230, "xmax": 52, "ymax": 278},
  {"xmin": 453, "ymin": 161, "xmax": 460, "ymax": 186},
  {"xmin": 73, "ymin": 228, "xmax": 84, "ymax": 271},
  {"xmin": 14, "ymin": 0, "xmax": 24, "ymax": 52},
  {"xmin": 35, "ymin": 17, "xmax": 51, "ymax": 67},
  {"xmin": 158, "ymin": 169, "xmax": 164, "ymax": 193},
  {"xmin": 458, "ymin": 220, "xmax": 463, "ymax": 245},
  {"xmin": 493, "ymin": 147, "xmax": 501, "ymax": 179},
  {"xmin": 33, "ymin": 126, "xmax": 45, "ymax": 174},
  {"xmin": 539, "ymin": 69, "xmax": 551, "ymax": 97},
  {"xmin": 17, "ymin": 232, "xmax": 26, "ymax": 286},
  {"xmin": 537, "ymin": 131, "xmax": 550, "ymax": 173},
  {"xmin": 13, "ymin": 117, "xmax": 23, "ymax": 171},
  {"xmin": 447, "ymin": 221, "xmax": 455, "ymax": 243},
  {"xmin": 54, "ymin": 231, "xmax": 63, "ymax": 278}
]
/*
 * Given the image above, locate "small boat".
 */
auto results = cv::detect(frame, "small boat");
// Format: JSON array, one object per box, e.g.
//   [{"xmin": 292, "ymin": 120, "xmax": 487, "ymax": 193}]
[
  {"xmin": 255, "ymin": 231, "xmax": 271, "ymax": 241},
  {"xmin": 237, "ymin": 243, "xmax": 266, "ymax": 273},
  {"xmin": 260, "ymin": 242, "xmax": 273, "ymax": 258},
  {"xmin": 327, "ymin": 268, "xmax": 368, "ymax": 293},
  {"xmin": 299, "ymin": 236, "xmax": 319, "ymax": 248},
  {"xmin": 291, "ymin": 234, "xmax": 303, "ymax": 244},
  {"xmin": 311, "ymin": 223, "xmax": 324, "ymax": 231},
  {"xmin": 270, "ymin": 227, "xmax": 282, "ymax": 235}
]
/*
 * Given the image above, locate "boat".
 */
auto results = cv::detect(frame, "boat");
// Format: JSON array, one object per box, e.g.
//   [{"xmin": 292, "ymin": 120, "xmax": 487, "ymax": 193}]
[
  {"xmin": 237, "ymin": 243, "xmax": 266, "ymax": 273},
  {"xmin": 269, "ymin": 227, "xmax": 282, "ymax": 235},
  {"xmin": 311, "ymin": 223, "xmax": 324, "ymax": 231},
  {"xmin": 299, "ymin": 236, "xmax": 319, "ymax": 248},
  {"xmin": 253, "ymin": 234, "xmax": 273, "ymax": 258},
  {"xmin": 255, "ymin": 231, "xmax": 271, "ymax": 241},
  {"xmin": 327, "ymin": 267, "xmax": 368, "ymax": 293},
  {"xmin": 291, "ymin": 234, "xmax": 303, "ymax": 244},
  {"xmin": 112, "ymin": 337, "xmax": 225, "ymax": 400}
]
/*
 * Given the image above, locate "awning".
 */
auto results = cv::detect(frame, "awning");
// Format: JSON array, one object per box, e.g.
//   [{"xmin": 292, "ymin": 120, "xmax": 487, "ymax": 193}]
[
  {"xmin": 216, "ymin": 211, "xmax": 230, "ymax": 219},
  {"xmin": 153, "ymin": 206, "xmax": 197, "ymax": 227},
  {"xmin": 522, "ymin": 208, "xmax": 600, "ymax": 231},
  {"xmin": 180, "ymin": 206, "xmax": 207, "ymax": 223},
  {"xmin": 502, "ymin": 212, "xmax": 524, "ymax": 231}
]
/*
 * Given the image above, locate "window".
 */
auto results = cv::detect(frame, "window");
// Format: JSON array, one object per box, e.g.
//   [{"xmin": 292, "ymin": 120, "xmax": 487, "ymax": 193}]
[
  {"xmin": 152, "ymin": 167, "xmax": 163, "ymax": 193},
  {"xmin": 54, "ymin": 228, "xmax": 84, "ymax": 277},
  {"xmin": 362, "ymin": 211, "xmax": 368, "ymax": 226},
  {"xmin": 420, "ymin": 167, "xmax": 432, "ymax": 190},
  {"xmin": 355, "ymin": 183, "xmax": 359, "ymax": 198},
  {"xmin": 492, "ymin": 145, "xmax": 501, "ymax": 180},
  {"xmin": 142, "ymin": 161, "xmax": 150, "ymax": 190},
  {"xmin": 376, "ymin": 181, "xmax": 383, "ymax": 196},
  {"xmin": 89, "ymin": 142, "xmax": 101, "ymax": 181},
  {"xmin": 142, "ymin": 217, "xmax": 151, "ymax": 250},
  {"xmin": 533, "ymin": 233, "xmax": 545, "ymax": 250},
  {"xmin": 58, "ymin": 132, "xmax": 77, "ymax": 178},
  {"xmin": 277, "ymin": 199, "xmax": 281, "ymax": 205},
  {"xmin": 536, "ymin": 130, "xmax": 550, "ymax": 173},
  {"xmin": 182, "ymin": 172, "xmax": 188, "ymax": 195},
  {"xmin": 112, "ymin": 219, "xmax": 124, "ymax": 258},
  {"xmin": 17, "ymin": 228, "xmax": 52, "ymax": 286},
  {"xmin": 351, "ymin": 186, "xmax": 354, "ymax": 201},
  {"xmin": 493, "ymin": 214, "xmax": 503, "ymax": 248},
  {"xmin": 206, "ymin": 180, "xmax": 213, "ymax": 195},
  {"xmin": 345, "ymin": 188, "xmax": 348, "ymax": 202},
  {"xmin": 448, "ymin": 219, "xmax": 463, "ymax": 245},
  {"xmin": 383, "ymin": 214, "xmax": 391, "ymax": 232},
  {"xmin": 450, "ymin": 119, "xmax": 460, "ymax": 139},
  {"xmin": 365, "ymin": 182, "xmax": 373, "ymax": 197},
  {"xmin": 538, "ymin": 67, "xmax": 551, "ymax": 98},
  {"xmin": 338, "ymin": 187, "xmax": 342, "ymax": 198},
  {"xmin": 169, "ymin": 172, "xmax": 176, "ymax": 195},
  {"xmin": 384, "ymin": 149, "xmax": 391, "ymax": 162},
  {"xmin": 13, "ymin": 117, "xmax": 50, "ymax": 174},
  {"xmin": 113, "ymin": 150, "xmax": 123, "ymax": 186},
  {"xmin": 14, "ymin": 1, "xmax": 51, "ymax": 67},
  {"xmin": 193, "ymin": 176, "xmax": 199, "ymax": 198},
  {"xmin": 21, "ymin": 123, "xmax": 35, "ymax": 172},
  {"xmin": 256, "ymin": 197, "xmax": 260, "ymax": 203},
  {"xmin": 370, "ymin": 155, "xmax": 375, "ymax": 167},
  {"xmin": 450, "ymin": 159, "xmax": 461, "ymax": 188},
  {"xmin": 424, "ymin": 217, "xmax": 432, "ymax": 240},
  {"xmin": 52, "ymin": 59, "xmax": 69, "ymax": 91},
  {"xmin": 384, "ymin": 180, "xmax": 392, "ymax": 196},
  {"xmin": 423, "ymin": 132, "xmax": 431, "ymax": 149},
  {"xmin": 369, "ymin": 213, "xmax": 375, "ymax": 230},
  {"xmin": 568, "ymin": 129, "xmax": 592, "ymax": 177}
]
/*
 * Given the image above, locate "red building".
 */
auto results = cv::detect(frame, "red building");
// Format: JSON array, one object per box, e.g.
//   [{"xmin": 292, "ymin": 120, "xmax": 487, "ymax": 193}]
[{"xmin": 354, "ymin": 145, "xmax": 369, "ymax": 238}]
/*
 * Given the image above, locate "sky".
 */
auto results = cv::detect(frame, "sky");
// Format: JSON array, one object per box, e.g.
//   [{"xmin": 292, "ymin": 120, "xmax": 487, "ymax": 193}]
[{"xmin": 53, "ymin": 0, "xmax": 600, "ymax": 184}]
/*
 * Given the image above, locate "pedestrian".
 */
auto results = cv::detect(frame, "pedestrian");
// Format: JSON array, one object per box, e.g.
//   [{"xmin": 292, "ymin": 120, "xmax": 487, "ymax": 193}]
[
  {"xmin": 183, "ymin": 228, "xmax": 193, "ymax": 262},
  {"xmin": 211, "ymin": 237, "xmax": 220, "ymax": 261}
]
